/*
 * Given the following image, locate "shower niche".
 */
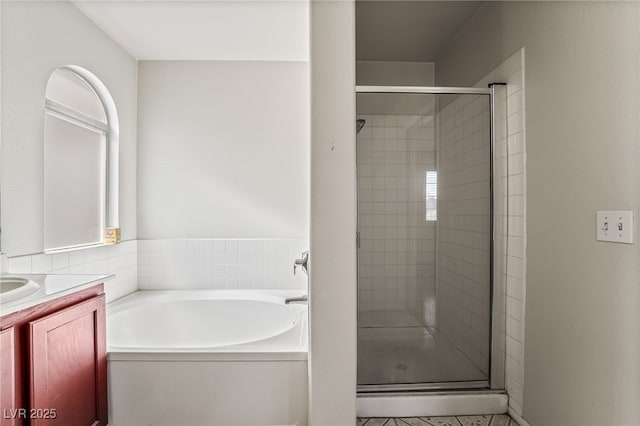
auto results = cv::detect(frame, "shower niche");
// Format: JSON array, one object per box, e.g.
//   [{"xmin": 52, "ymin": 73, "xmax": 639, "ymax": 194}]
[{"xmin": 356, "ymin": 87, "xmax": 504, "ymax": 392}]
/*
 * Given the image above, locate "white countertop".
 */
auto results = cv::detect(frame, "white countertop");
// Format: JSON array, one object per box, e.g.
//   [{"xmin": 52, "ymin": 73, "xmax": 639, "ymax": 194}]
[{"xmin": 0, "ymin": 273, "xmax": 114, "ymax": 317}]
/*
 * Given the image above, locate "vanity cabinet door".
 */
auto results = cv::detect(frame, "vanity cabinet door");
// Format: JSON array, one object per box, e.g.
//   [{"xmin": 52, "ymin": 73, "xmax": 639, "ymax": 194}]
[
  {"xmin": 0, "ymin": 327, "xmax": 17, "ymax": 426},
  {"xmin": 28, "ymin": 295, "xmax": 107, "ymax": 426}
]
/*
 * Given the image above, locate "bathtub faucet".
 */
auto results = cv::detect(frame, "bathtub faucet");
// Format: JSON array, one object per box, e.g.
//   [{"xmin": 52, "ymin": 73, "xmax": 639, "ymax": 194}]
[
  {"xmin": 285, "ymin": 295, "xmax": 308, "ymax": 304},
  {"xmin": 293, "ymin": 251, "xmax": 309, "ymax": 276}
]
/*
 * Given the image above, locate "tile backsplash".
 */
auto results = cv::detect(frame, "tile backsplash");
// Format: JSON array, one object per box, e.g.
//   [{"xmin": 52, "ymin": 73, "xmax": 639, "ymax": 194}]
[
  {"xmin": 1, "ymin": 237, "xmax": 309, "ymax": 301},
  {"xmin": 137, "ymin": 238, "xmax": 309, "ymax": 291},
  {"xmin": 1, "ymin": 240, "xmax": 138, "ymax": 303}
]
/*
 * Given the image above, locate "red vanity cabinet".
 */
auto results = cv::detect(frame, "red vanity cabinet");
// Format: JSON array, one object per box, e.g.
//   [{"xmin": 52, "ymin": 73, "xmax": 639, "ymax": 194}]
[
  {"xmin": 0, "ymin": 327, "xmax": 16, "ymax": 426},
  {"xmin": 0, "ymin": 284, "xmax": 107, "ymax": 426}
]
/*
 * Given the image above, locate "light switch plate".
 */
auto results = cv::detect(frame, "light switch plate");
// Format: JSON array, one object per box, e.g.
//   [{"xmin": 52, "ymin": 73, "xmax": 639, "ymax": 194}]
[{"xmin": 597, "ymin": 211, "xmax": 634, "ymax": 244}]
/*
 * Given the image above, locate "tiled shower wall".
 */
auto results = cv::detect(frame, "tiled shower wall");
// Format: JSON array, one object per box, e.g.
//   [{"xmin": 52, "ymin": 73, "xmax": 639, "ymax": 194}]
[
  {"xmin": 500, "ymin": 50, "xmax": 526, "ymax": 418},
  {"xmin": 435, "ymin": 94, "xmax": 492, "ymax": 375},
  {"xmin": 137, "ymin": 238, "xmax": 309, "ymax": 291},
  {"xmin": 1, "ymin": 241, "xmax": 138, "ymax": 303},
  {"xmin": 474, "ymin": 49, "xmax": 527, "ymax": 416},
  {"xmin": 356, "ymin": 114, "xmax": 437, "ymax": 328},
  {"xmin": 433, "ymin": 49, "xmax": 526, "ymax": 415}
]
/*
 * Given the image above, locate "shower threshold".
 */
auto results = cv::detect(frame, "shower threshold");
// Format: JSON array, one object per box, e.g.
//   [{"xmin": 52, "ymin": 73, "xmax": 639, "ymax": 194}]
[
  {"xmin": 357, "ymin": 380, "xmax": 489, "ymax": 394},
  {"xmin": 356, "ymin": 389, "xmax": 508, "ymax": 418}
]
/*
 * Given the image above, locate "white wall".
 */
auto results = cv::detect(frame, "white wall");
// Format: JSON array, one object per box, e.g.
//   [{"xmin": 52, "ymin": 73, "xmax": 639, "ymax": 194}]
[
  {"xmin": 309, "ymin": 0, "xmax": 357, "ymax": 424},
  {"xmin": 437, "ymin": 3, "xmax": 640, "ymax": 425},
  {"xmin": 357, "ymin": 61, "xmax": 434, "ymax": 86},
  {"xmin": 0, "ymin": 1, "xmax": 138, "ymax": 256},
  {"xmin": 137, "ymin": 61, "xmax": 309, "ymax": 239}
]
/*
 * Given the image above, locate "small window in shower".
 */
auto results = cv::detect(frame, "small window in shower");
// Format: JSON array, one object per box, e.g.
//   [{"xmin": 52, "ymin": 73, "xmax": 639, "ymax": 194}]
[{"xmin": 426, "ymin": 171, "xmax": 437, "ymax": 221}]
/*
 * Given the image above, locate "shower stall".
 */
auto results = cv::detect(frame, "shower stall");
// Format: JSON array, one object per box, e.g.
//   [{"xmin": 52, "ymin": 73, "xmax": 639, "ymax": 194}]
[{"xmin": 356, "ymin": 85, "xmax": 507, "ymax": 393}]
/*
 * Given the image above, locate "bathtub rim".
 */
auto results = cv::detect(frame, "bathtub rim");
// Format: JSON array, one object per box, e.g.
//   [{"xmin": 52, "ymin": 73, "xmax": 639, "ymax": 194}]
[
  {"xmin": 107, "ymin": 289, "xmax": 308, "ymax": 362},
  {"xmin": 107, "ymin": 288, "xmax": 307, "ymax": 311}
]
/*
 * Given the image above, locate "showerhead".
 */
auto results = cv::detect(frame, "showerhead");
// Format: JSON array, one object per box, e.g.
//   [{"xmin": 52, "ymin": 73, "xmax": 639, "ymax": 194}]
[{"xmin": 356, "ymin": 119, "xmax": 366, "ymax": 134}]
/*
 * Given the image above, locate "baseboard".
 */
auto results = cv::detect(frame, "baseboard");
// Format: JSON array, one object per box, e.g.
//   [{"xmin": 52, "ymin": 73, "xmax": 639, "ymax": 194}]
[{"xmin": 508, "ymin": 407, "xmax": 532, "ymax": 426}]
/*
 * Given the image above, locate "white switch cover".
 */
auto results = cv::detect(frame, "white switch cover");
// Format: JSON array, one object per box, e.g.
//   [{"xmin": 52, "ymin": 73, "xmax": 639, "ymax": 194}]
[{"xmin": 597, "ymin": 211, "xmax": 634, "ymax": 244}]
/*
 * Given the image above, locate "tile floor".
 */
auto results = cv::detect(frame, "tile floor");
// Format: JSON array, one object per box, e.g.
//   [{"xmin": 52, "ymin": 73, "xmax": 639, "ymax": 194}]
[{"xmin": 357, "ymin": 414, "xmax": 518, "ymax": 426}]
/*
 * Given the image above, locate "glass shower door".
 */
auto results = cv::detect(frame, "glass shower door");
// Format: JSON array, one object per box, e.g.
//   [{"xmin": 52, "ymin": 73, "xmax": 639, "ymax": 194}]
[{"xmin": 356, "ymin": 90, "xmax": 492, "ymax": 390}]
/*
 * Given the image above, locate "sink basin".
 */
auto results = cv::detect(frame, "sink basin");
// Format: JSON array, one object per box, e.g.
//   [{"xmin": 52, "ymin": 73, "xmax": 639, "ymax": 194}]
[{"xmin": 0, "ymin": 276, "xmax": 40, "ymax": 304}]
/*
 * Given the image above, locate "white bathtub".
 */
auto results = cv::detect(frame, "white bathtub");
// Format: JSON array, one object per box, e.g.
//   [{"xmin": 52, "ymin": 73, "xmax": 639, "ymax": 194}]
[
  {"xmin": 107, "ymin": 290, "xmax": 307, "ymax": 352},
  {"xmin": 107, "ymin": 290, "xmax": 308, "ymax": 426}
]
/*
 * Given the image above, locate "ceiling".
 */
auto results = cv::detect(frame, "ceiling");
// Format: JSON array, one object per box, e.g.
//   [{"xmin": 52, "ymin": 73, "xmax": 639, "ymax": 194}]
[
  {"xmin": 356, "ymin": 1, "xmax": 483, "ymax": 62},
  {"xmin": 72, "ymin": 0, "xmax": 309, "ymax": 61},
  {"xmin": 72, "ymin": 0, "xmax": 481, "ymax": 63}
]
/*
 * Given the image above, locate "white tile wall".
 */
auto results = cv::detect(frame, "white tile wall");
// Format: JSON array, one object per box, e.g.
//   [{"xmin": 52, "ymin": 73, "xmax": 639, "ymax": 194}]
[
  {"xmin": 504, "ymin": 50, "xmax": 526, "ymax": 417},
  {"xmin": 137, "ymin": 238, "xmax": 309, "ymax": 291},
  {"xmin": 2, "ymin": 240, "xmax": 138, "ymax": 303},
  {"xmin": 1, "ymin": 237, "xmax": 308, "ymax": 301},
  {"xmin": 477, "ymin": 48, "xmax": 527, "ymax": 416},
  {"xmin": 436, "ymin": 94, "xmax": 492, "ymax": 375},
  {"xmin": 356, "ymin": 114, "xmax": 437, "ymax": 328}
]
